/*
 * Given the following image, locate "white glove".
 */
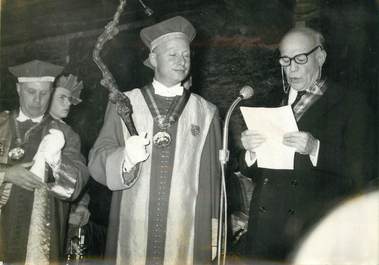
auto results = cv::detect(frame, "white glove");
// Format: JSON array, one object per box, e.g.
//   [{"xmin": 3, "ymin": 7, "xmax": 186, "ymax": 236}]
[
  {"xmin": 38, "ymin": 129, "xmax": 65, "ymax": 168},
  {"xmin": 123, "ymin": 132, "xmax": 150, "ymax": 171}
]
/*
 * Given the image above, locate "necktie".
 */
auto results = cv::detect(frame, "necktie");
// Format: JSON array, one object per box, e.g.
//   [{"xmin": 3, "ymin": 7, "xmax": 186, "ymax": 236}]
[{"xmin": 292, "ymin": 90, "xmax": 306, "ymax": 108}]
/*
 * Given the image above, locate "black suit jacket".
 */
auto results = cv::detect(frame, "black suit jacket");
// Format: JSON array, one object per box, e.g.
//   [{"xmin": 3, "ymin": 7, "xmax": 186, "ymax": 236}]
[{"xmin": 240, "ymin": 83, "xmax": 374, "ymax": 261}]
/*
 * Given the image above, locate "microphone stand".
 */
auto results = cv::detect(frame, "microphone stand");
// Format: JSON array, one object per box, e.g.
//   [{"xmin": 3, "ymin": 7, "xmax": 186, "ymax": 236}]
[{"xmin": 218, "ymin": 96, "xmax": 243, "ymax": 265}]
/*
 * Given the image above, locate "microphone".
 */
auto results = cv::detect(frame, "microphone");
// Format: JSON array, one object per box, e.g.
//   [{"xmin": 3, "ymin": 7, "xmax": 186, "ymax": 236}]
[
  {"xmin": 239, "ymin": 85, "xmax": 254, "ymax": 100},
  {"xmin": 217, "ymin": 85, "xmax": 254, "ymax": 265},
  {"xmin": 220, "ymin": 85, "xmax": 254, "ymax": 164}
]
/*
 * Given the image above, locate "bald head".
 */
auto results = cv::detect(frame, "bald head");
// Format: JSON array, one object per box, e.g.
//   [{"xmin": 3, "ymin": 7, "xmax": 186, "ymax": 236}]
[{"xmin": 280, "ymin": 27, "xmax": 325, "ymax": 52}]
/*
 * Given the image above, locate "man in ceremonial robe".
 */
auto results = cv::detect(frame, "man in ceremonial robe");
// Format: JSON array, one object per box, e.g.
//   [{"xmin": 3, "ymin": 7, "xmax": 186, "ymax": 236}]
[
  {"xmin": 0, "ymin": 60, "xmax": 89, "ymax": 265},
  {"xmin": 89, "ymin": 16, "xmax": 221, "ymax": 265},
  {"xmin": 239, "ymin": 27, "xmax": 374, "ymax": 262},
  {"xmin": 49, "ymin": 74, "xmax": 91, "ymax": 255}
]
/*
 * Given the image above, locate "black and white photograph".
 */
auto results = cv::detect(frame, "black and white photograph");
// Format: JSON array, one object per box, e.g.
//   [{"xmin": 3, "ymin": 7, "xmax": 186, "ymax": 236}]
[{"xmin": 0, "ymin": 0, "xmax": 378, "ymax": 264}]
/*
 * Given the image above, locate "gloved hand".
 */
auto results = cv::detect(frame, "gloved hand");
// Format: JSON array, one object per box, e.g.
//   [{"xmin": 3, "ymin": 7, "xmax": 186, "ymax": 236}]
[
  {"xmin": 69, "ymin": 205, "xmax": 91, "ymax": 226},
  {"xmin": 123, "ymin": 132, "xmax": 150, "ymax": 171},
  {"xmin": 37, "ymin": 129, "xmax": 65, "ymax": 168}
]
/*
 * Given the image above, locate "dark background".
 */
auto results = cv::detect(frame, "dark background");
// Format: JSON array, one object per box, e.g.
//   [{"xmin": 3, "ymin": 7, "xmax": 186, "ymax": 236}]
[
  {"xmin": 1, "ymin": 0, "xmax": 378, "ymax": 155},
  {"xmin": 1, "ymin": 0, "xmax": 378, "ymax": 257}
]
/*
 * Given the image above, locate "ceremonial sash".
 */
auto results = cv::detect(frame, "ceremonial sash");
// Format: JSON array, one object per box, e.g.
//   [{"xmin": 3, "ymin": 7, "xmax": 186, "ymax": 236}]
[{"xmin": 283, "ymin": 79, "xmax": 328, "ymax": 121}]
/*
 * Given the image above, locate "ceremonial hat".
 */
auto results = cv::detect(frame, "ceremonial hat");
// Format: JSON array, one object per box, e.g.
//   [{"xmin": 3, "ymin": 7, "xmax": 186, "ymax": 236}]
[
  {"xmin": 9, "ymin": 60, "xmax": 64, "ymax": 83},
  {"xmin": 140, "ymin": 16, "xmax": 196, "ymax": 68},
  {"xmin": 55, "ymin": 74, "xmax": 84, "ymax": 105}
]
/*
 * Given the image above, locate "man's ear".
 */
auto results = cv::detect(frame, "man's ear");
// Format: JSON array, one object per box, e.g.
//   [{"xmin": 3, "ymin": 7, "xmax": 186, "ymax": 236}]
[
  {"xmin": 149, "ymin": 52, "xmax": 157, "ymax": 68},
  {"xmin": 16, "ymin": 83, "xmax": 21, "ymax": 96},
  {"xmin": 317, "ymin": 49, "xmax": 327, "ymax": 67}
]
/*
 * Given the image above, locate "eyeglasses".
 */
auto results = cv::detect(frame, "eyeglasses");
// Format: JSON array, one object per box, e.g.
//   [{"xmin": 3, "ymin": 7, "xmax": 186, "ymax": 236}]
[{"xmin": 279, "ymin": 46, "xmax": 322, "ymax": 67}]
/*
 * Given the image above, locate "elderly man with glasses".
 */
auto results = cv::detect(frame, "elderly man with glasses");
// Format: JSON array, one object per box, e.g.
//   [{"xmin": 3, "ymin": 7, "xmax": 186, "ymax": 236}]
[{"xmin": 238, "ymin": 27, "xmax": 374, "ymax": 262}]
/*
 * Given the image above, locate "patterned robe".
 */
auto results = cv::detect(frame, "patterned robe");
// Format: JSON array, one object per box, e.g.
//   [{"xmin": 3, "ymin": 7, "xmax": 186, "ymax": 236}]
[
  {"xmin": 89, "ymin": 88, "xmax": 221, "ymax": 265},
  {"xmin": 0, "ymin": 110, "xmax": 89, "ymax": 264}
]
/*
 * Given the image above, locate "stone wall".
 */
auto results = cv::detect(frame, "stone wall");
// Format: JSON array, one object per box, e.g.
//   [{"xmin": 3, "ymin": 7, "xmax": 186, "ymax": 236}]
[
  {"xmin": 0, "ymin": 1, "xmax": 291, "ymax": 157},
  {"xmin": 1, "ymin": 0, "xmax": 378, "ymax": 163},
  {"xmin": 2, "ymin": 0, "xmax": 378, "ymax": 162},
  {"xmin": 0, "ymin": 0, "xmax": 378, "ymax": 255}
]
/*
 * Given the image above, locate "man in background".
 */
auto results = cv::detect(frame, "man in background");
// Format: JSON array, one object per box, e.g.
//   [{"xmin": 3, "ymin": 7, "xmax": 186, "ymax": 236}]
[
  {"xmin": 49, "ymin": 74, "xmax": 92, "ymax": 258},
  {"xmin": 49, "ymin": 74, "xmax": 90, "ymax": 229},
  {"xmin": 0, "ymin": 60, "xmax": 89, "ymax": 264}
]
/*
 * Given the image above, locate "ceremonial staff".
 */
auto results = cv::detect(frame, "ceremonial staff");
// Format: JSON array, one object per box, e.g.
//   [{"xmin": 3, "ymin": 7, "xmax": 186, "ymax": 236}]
[
  {"xmin": 92, "ymin": 0, "xmax": 138, "ymax": 135},
  {"xmin": 64, "ymin": 2, "xmax": 152, "ymax": 263}
]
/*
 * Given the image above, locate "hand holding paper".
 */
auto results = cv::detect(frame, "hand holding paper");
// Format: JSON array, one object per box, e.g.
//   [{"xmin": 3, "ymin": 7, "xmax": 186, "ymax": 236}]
[
  {"xmin": 283, "ymin": 131, "xmax": 318, "ymax": 156},
  {"xmin": 240, "ymin": 105, "xmax": 298, "ymax": 169},
  {"xmin": 241, "ymin": 130, "xmax": 266, "ymax": 152}
]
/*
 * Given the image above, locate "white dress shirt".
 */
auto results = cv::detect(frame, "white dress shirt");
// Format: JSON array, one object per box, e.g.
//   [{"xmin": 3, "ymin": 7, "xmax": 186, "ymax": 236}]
[
  {"xmin": 17, "ymin": 109, "xmax": 44, "ymax": 123},
  {"xmin": 152, "ymin": 79, "xmax": 183, "ymax": 97}
]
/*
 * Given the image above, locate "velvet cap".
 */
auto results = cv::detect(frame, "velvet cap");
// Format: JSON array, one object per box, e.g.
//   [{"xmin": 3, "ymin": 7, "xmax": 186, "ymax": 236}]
[
  {"xmin": 9, "ymin": 60, "xmax": 64, "ymax": 83},
  {"xmin": 140, "ymin": 16, "xmax": 196, "ymax": 68}
]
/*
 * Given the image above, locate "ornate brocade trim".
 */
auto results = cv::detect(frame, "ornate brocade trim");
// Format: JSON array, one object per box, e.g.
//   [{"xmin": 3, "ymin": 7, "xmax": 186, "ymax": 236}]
[
  {"xmin": 0, "ymin": 172, "xmax": 12, "ymax": 208},
  {"xmin": 48, "ymin": 161, "xmax": 77, "ymax": 200}
]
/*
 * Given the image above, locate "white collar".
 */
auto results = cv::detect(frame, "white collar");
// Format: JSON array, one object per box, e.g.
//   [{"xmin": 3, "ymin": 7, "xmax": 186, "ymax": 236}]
[
  {"xmin": 152, "ymin": 79, "xmax": 183, "ymax": 97},
  {"xmin": 288, "ymin": 88, "xmax": 308, "ymax": 105},
  {"xmin": 17, "ymin": 109, "xmax": 44, "ymax": 123},
  {"xmin": 288, "ymin": 88, "xmax": 298, "ymax": 105}
]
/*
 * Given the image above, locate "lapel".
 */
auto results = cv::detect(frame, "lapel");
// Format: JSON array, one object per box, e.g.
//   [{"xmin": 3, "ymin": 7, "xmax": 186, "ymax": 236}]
[{"xmin": 297, "ymin": 83, "xmax": 344, "ymax": 129}]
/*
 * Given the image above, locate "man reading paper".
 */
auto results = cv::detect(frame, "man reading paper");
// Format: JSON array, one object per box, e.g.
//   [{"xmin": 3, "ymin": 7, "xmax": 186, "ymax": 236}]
[{"xmin": 238, "ymin": 27, "xmax": 374, "ymax": 262}]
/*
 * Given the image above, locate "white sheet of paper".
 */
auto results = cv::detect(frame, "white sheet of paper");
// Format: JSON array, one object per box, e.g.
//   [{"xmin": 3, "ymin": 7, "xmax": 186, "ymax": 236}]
[{"xmin": 240, "ymin": 105, "xmax": 298, "ymax": 169}]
